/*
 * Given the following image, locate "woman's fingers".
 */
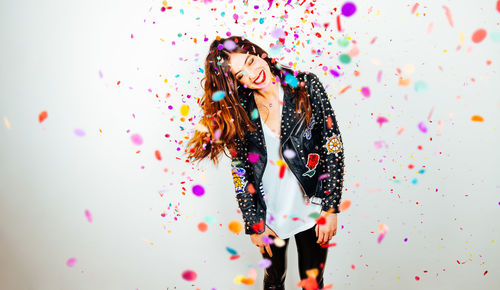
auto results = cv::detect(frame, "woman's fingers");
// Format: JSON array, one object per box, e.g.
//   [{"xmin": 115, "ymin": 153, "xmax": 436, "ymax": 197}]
[
  {"xmin": 316, "ymin": 230, "xmax": 325, "ymax": 244},
  {"xmin": 259, "ymin": 245, "xmax": 265, "ymax": 255},
  {"xmin": 315, "ymin": 224, "xmax": 318, "ymax": 237},
  {"xmin": 265, "ymin": 244, "xmax": 273, "ymax": 257}
]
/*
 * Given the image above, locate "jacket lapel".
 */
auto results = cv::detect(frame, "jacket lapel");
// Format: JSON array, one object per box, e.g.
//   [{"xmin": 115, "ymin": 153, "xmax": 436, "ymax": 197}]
[{"xmin": 243, "ymin": 83, "xmax": 302, "ymax": 183}]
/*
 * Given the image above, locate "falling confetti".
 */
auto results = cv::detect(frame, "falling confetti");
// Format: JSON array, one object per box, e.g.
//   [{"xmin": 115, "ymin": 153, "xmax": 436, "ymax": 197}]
[
  {"xmin": 66, "ymin": 257, "xmax": 77, "ymax": 267},
  {"xmin": 472, "ymin": 28, "xmax": 487, "ymax": 43},
  {"xmin": 192, "ymin": 184, "xmax": 205, "ymax": 196},
  {"xmin": 180, "ymin": 104, "xmax": 190, "ymax": 116},
  {"xmin": 84, "ymin": 209, "xmax": 92, "ymax": 223},
  {"xmin": 212, "ymin": 91, "xmax": 226, "ymax": 101},
  {"xmin": 228, "ymin": 220, "xmax": 243, "ymax": 234},
  {"xmin": 341, "ymin": 2, "xmax": 356, "ymax": 17},
  {"xmin": 74, "ymin": 129, "xmax": 86, "ymax": 137},
  {"xmin": 38, "ymin": 111, "xmax": 48, "ymax": 123},
  {"xmin": 181, "ymin": 270, "xmax": 197, "ymax": 281},
  {"xmin": 130, "ymin": 133, "xmax": 143, "ymax": 145},
  {"xmin": 471, "ymin": 115, "xmax": 484, "ymax": 122}
]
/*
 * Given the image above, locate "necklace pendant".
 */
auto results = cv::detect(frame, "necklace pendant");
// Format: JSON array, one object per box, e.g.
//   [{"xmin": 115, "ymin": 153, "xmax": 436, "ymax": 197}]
[{"xmin": 269, "ymin": 103, "xmax": 272, "ymax": 107}]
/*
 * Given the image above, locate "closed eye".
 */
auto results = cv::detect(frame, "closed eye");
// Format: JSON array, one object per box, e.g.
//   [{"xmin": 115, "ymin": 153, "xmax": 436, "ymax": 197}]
[{"xmin": 237, "ymin": 58, "xmax": 254, "ymax": 80}]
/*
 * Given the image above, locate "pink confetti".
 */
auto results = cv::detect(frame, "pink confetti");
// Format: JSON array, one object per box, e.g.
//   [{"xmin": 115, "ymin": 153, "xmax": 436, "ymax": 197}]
[
  {"xmin": 376, "ymin": 116, "xmax": 388, "ymax": 127},
  {"xmin": 131, "ymin": 133, "xmax": 143, "ymax": 145},
  {"xmin": 361, "ymin": 87, "xmax": 370, "ymax": 97},
  {"xmin": 442, "ymin": 6, "xmax": 454, "ymax": 27},
  {"xmin": 74, "ymin": 129, "xmax": 85, "ymax": 137},
  {"xmin": 66, "ymin": 257, "xmax": 77, "ymax": 267},
  {"xmin": 418, "ymin": 122, "xmax": 428, "ymax": 133},
  {"xmin": 85, "ymin": 209, "xmax": 92, "ymax": 223}
]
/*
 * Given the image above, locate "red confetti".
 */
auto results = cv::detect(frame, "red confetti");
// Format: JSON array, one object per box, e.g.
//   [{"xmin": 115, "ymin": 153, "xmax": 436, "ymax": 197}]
[
  {"xmin": 38, "ymin": 110, "xmax": 48, "ymax": 123},
  {"xmin": 155, "ymin": 150, "xmax": 162, "ymax": 161}
]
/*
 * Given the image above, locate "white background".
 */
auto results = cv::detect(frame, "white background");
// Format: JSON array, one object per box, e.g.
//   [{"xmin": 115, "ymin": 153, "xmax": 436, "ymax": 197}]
[{"xmin": 1, "ymin": 0, "xmax": 499, "ymax": 289}]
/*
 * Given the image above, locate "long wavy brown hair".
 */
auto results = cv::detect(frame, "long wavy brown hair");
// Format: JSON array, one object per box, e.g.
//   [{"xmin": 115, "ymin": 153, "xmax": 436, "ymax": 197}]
[{"xmin": 183, "ymin": 35, "xmax": 313, "ymax": 167}]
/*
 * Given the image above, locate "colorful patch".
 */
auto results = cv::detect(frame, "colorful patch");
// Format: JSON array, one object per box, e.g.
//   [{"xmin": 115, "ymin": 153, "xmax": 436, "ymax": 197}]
[
  {"xmin": 302, "ymin": 153, "xmax": 320, "ymax": 177},
  {"xmin": 231, "ymin": 166, "xmax": 248, "ymax": 194},
  {"xmin": 302, "ymin": 116, "xmax": 316, "ymax": 140},
  {"xmin": 323, "ymin": 135, "xmax": 343, "ymax": 155}
]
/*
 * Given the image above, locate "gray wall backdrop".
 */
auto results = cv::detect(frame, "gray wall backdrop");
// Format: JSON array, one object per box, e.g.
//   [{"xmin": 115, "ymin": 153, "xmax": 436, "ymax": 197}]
[{"xmin": 1, "ymin": 0, "xmax": 499, "ymax": 289}]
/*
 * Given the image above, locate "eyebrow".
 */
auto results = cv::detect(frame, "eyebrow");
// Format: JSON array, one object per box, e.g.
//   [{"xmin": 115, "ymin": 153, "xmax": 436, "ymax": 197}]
[{"xmin": 235, "ymin": 54, "xmax": 250, "ymax": 77}]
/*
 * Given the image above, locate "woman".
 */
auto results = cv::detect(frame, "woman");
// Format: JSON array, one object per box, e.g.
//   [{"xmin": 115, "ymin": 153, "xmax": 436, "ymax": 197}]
[{"xmin": 185, "ymin": 35, "xmax": 345, "ymax": 290}]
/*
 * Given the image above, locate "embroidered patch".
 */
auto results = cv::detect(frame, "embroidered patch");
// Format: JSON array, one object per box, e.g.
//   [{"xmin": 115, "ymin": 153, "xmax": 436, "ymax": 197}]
[
  {"xmin": 302, "ymin": 116, "xmax": 316, "ymax": 140},
  {"xmin": 323, "ymin": 135, "xmax": 343, "ymax": 154},
  {"xmin": 231, "ymin": 166, "xmax": 248, "ymax": 194},
  {"xmin": 302, "ymin": 153, "xmax": 319, "ymax": 177}
]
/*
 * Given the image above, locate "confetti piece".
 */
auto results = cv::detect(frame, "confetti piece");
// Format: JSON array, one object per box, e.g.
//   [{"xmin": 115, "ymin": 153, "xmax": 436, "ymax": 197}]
[
  {"xmin": 180, "ymin": 104, "xmax": 189, "ymax": 116},
  {"xmin": 316, "ymin": 216, "xmax": 326, "ymax": 225},
  {"xmin": 339, "ymin": 199, "xmax": 351, "ymax": 211},
  {"xmin": 226, "ymin": 246, "xmax": 238, "ymax": 255},
  {"xmin": 283, "ymin": 149, "xmax": 296, "ymax": 158},
  {"xmin": 155, "ymin": 150, "xmax": 162, "ymax": 161},
  {"xmin": 192, "ymin": 184, "xmax": 205, "ymax": 196},
  {"xmin": 274, "ymin": 237, "xmax": 286, "ymax": 247},
  {"xmin": 339, "ymin": 54, "xmax": 351, "ymax": 64},
  {"xmin": 471, "ymin": 115, "xmax": 484, "ymax": 122},
  {"xmin": 418, "ymin": 121, "xmax": 428, "ymax": 133},
  {"xmin": 198, "ymin": 222, "xmax": 208, "ymax": 232},
  {"xmin": 228, "ymin": 220, "xmax": 243, "ymax": 234},
  {"xmin": 497, "ymin": 0, "xmax": 500, "ymax": 13},
  {"xmin": 376, "ymin": 116, "xmax": 388, "ymax": 127},
  {"xmin": 258, "ymin": 258, "xmax": 272, "ymax": 268},
  {"xmin": 66, "ymin": 257, "xmax": 77, "ymax": 267},
  {"xmin": 38, "ymin": 110, "xmax": 48, "ymax": 123},
  {"xmin": 337, "ymin": 37, "xmax": 349, "ymax": 47},
  {"xmin": 411, "ymin": 3, "xmax": 419, "ymax": 14},
  {"xmin": 3, "ymin": 116, "xmax": 11, "ymax": 129},
  {"xmin": 248, "ymin": 152, "xmax": 260, "ymax": 163},
  {"xmin": 182, "ymin": 270, "xmax": 197, "ymax": 281},
  {"xmin": 251, "ymin": 108, "xmax": 259, "ymax": 120},
  {"xmin": 284, "ymin": 74, "xmax": 298, "ymax": 88},
  {"xmin": 472, "ymin": 28, "xmax": 487, "ymax": 43},
  {"xmin": 131, "ymin": 133, "xmax": 143, "ymax": 145},
  {"xmin": 84, "ymin": 209, "xmax": 92, "ymax": 223},
  {"xmin": 442, "ymin": 6, "xmax": 454, "ymax": 27},
  {"xmin": 377, "ymin": 223, "xmax": 389, "ymax": 243},
  {"xmin": 212, "ymin": 91, "xmax": 226, "ymax": 101},
  {"xmin": 361, "ymin": 87, "xmax": 370, "ymax": 97},
  {"xmin": 251, "ymin": 219, "xmax": 265, "ymax": 233},
  {"xmin": 341, "ymin": 2, "xmax": 356, "ymax": 17},
  {"xmin": 74, "ymin": 129, "xmax": 85, "ymax": 137},
  {"xmin": 194, "ymin": 122, "xmax": 209, "ymax": 133}
]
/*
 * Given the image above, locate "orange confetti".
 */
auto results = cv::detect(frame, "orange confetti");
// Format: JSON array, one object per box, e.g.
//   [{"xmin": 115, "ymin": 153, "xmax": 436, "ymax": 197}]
[
  {"xmin": 155, "ymin": 150, "xmax": 162, "ymax": 161},
  {"xmin": 38, "ymin": 110, "xmax": 48, "ymax": 123},
  {"xmin": 228, "ymin": 220, "xmax": 243, "ymax": 234},
  {"xmin": 338, "ymin": 199, "xmax": 351, "ymax": 211},
  {"xmin": 471, "ymin": 115, "xmax": 484, "ymax": 122},
  {"xmin": 472, "ymin": 28, "xmax": 487, "ymax": 43},
  {"xmin": 198, "ymin": 222, "xmax": 208, "ymax": 232}
]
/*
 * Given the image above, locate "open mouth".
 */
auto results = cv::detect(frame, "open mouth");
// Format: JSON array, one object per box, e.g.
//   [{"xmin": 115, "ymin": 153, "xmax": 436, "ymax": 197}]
[{"xmin": 254, "ymin": 70, "xmax": 266, "ymax": 85}]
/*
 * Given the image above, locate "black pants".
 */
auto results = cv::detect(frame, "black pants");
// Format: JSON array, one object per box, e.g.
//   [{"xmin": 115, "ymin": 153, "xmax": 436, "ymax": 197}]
[{"xmin": 261, "ymin": 224, "xmax": 328, "ymax": 290}]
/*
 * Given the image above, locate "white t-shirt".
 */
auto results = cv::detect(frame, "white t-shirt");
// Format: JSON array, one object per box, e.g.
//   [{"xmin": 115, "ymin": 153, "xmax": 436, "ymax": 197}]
[{"xmin": 259, "ymin": 84, "xmax": 323, "ymax": 239}]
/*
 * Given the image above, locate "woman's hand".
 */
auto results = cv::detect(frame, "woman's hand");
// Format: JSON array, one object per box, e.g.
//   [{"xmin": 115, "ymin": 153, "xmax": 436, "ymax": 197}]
[
  {"xmin": 315, "ymin": 211, "xmax": 337, "ymax": 245},
  {"xmin": 250, "ymin": 225, "xmax": 279, "ymax": 257}
]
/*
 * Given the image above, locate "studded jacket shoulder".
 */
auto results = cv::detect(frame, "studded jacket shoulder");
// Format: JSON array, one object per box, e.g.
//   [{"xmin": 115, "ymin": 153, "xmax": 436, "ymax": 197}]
[{"xmin": 230, "ymin": 71, "xmax": 345, "ymax": 235}]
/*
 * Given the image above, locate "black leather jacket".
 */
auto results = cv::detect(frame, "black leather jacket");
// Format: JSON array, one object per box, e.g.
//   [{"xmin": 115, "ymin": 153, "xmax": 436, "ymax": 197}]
[{"xmin": 231, "ymin": 71, "xmax": 345, "ymax": 235}]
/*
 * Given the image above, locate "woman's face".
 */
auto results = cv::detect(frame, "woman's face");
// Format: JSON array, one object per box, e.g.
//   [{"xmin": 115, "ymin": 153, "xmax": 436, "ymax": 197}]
[{"xmin": 228, "ymin": 52, "xmax": 274, "ymax": 90}]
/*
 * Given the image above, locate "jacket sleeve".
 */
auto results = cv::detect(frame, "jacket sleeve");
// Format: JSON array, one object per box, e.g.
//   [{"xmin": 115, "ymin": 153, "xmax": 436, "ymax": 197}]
[
  {"xmin": 230, "ymin": 135, "xmax": 266, "ymax": 235},
  {"xmin": 305, "ymin": 72, "xmax": 345, "ymax": 214}
]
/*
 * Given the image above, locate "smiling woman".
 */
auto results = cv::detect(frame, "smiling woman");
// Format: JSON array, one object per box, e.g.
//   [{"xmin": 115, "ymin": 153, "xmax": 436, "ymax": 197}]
[{"xmin": 182, "ymin": 35, "xmax": 340, "ymax": 289}]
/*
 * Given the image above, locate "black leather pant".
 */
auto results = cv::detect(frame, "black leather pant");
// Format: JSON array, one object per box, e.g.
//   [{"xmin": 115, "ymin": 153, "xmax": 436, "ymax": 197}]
[{"xmin": 261, "ymin": 224, "xmax": 328, "ymax": 290}]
